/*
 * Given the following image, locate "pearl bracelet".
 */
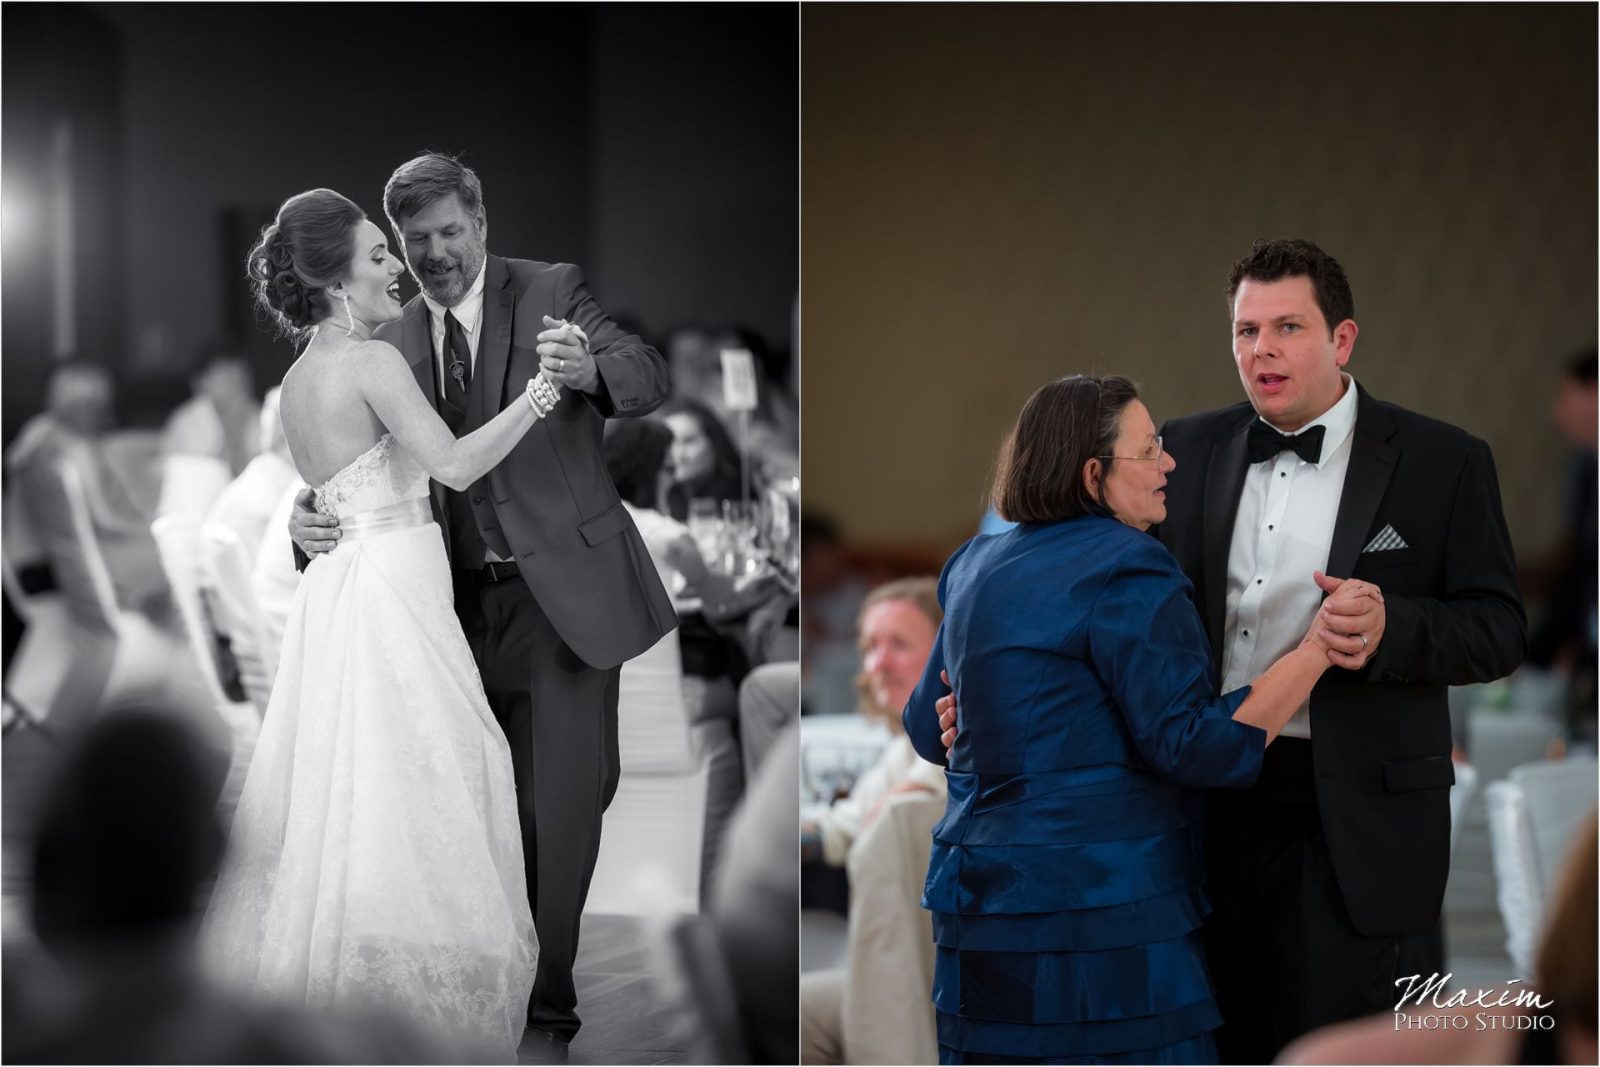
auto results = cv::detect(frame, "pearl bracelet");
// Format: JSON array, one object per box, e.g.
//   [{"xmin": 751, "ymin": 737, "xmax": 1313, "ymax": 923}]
[{"xmin": 526, "ymin": 374, "xmax": 561, "ymax": 416}]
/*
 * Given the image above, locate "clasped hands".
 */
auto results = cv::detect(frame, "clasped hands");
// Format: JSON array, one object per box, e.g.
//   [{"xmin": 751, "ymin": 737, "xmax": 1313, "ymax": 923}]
[
  {"xmin": 934, "ymin": 572, "xmax": 1388, "ymax": 749},
  {"xmin": 537, "ymin": 315, "xmax": 598, "ymax": 394}
]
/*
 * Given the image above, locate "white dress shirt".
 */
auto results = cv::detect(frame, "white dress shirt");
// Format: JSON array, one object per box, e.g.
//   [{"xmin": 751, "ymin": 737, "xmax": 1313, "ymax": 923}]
[
  {"xmin": 421, "ymin": 261, "xmax": 489, "ymax": 388},
  {"xmin": 1220, "ymin": 374, "xmax": 1360, "ymax": 739}
]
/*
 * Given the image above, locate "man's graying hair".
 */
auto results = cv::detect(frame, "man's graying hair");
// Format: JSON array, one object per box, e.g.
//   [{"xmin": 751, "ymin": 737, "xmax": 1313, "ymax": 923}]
[
  {"xmin": 383, "ymin": 152, "xmax": 485, "ymax": 231},
  {"xmin": 1226, "ymin": 238, "xmax": 1355, "ymax": 336}
]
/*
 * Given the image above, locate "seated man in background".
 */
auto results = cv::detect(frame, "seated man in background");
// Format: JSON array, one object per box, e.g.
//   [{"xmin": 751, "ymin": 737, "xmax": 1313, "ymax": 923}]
[
  {"xmin": 5, "ymin": 361, "xmax": 167, "ymax": 616},
  {"xmin": 800, "ymin": 577, "xmax": 946, "ymax": 1065},
  {"xmin": 159, "ymin": 345, "xmax": 259, "ymax": 518}
]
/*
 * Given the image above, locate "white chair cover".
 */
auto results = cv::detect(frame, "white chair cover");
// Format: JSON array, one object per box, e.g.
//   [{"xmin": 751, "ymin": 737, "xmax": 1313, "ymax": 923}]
[
  {"xmin": 151, "ymin": 515, "xmax": 260, "ymax": 821},
  {"xmin": 201, "ymin": 522, "xmax": 276, "ymax": 715},
  {"xmin": 587, "ymin": 628, "xmax": 707, "ymax": 915},
  {"xmin": 155, "ymin": 453, "xmax": 232, "ymax": 521},
  {"xmin": 1485, "ymin": 758, "xmax": 1598, "ymax": 974}
]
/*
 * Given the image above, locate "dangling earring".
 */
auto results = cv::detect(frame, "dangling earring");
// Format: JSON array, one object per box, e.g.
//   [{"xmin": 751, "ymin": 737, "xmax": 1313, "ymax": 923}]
[{"xmin": 341, "ymin": 293, "xmax": 356, "ymax": 337}]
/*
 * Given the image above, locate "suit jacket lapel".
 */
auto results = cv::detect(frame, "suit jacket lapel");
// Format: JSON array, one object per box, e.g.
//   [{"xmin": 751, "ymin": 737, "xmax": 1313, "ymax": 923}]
[
  {"xmin": 398, "ymin": 297, "xmax": 452, "ymax": 540},
  {"xmin": 402, "ymin": 298, "xmax": 434, "ymax": 393},
  {"xmin": 474, "ymin": 255, "xmax": 513, "ymax": 426},
  {"xmin": 1326, "ymin": 385, "xmax": 1399, "ymax": 579},
  {"xmin": 1202, "ymin": 416, "xmax": 1252, "ymax": 668}
]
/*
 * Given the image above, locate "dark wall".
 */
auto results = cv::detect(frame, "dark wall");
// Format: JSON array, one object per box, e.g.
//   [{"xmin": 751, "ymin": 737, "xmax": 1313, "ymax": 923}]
[
  {"xmin": 589, "ymin": 5, "xmax": 798, "ymax": 356},
  {"xmin": 802, "ymin": 4, "xmax": 1597, "ymax": 554},
  {"xmin": 2, "ymin": 3, "xmax": 795, "ymax": 432},
  {"xmin": 2, "ymin": 5, "xmax": 125, "ymax": 431}
]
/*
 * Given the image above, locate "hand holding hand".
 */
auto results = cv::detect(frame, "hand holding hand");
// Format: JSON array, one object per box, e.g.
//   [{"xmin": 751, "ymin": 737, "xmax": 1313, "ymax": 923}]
[
  {"xmin": 1312, "ymin": 570, "xmax": 1386, "ymax": 670},
  {"xmin": 537, "ymin": 315, "xmax": 597, "ymax": 394},
  {"xmin": 289, "ymin": 487, "xmax": 341, "ymax": 557}
]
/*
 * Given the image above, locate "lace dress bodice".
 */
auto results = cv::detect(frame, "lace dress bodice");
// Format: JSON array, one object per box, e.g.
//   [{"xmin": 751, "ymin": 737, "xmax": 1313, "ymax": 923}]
[{"xmin": 313, "ymin": 434, "xmax": 429, "ymax": 519}]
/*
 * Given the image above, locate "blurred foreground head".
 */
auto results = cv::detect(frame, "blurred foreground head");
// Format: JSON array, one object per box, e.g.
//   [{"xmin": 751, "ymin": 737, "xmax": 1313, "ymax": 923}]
[{"xmin": 31, "ymin": 711, "xmax": 226, "ymax": 958}]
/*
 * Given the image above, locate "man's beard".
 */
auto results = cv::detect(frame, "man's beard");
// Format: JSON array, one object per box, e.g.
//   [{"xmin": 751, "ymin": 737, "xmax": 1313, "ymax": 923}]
[{"xmin": 414, "ymin": 242, "xmax": 486, "ymax": 306}]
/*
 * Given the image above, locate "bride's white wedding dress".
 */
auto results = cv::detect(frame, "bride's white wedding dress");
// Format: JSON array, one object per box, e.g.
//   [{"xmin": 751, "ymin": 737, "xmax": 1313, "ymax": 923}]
[{"xmin": 201, "ymin": 433, "xmax": 536, "ymax": 1059}]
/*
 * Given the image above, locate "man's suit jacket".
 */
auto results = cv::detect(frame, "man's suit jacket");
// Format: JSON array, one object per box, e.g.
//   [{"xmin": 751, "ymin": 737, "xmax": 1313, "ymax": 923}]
[
  {"xmin": 375, "ymin": 253, "xmax": 677, "ymax": 672},
  {"xmin": 1157, "ymin": 383, "xmax": 1525, "ymax": 938}
]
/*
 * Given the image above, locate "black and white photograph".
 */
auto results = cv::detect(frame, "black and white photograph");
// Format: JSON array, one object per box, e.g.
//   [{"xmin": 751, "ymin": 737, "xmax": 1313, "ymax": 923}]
[{"xmin": 2, "ymin": 4, "xmax": 798, "ymax": 1064}]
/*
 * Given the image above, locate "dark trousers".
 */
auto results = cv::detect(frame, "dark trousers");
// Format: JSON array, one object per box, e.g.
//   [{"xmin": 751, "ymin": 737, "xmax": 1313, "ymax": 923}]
[
  {"xmin": 1206, "ymin": 738, "xmax": 1403, "ymax": 1065},
  {"xmin": 455, "ymin": 571, "xmax": 622, "ymax": 1043}
]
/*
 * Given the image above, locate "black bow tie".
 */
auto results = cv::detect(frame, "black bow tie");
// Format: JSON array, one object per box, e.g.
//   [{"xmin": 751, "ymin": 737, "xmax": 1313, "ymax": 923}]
[{"xmin": 1247, "ymin": 421, "xmax": 1325, "ymax": 465}]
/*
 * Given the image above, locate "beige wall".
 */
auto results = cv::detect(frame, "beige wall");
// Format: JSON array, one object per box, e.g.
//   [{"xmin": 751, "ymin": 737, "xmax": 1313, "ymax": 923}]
[{"xmin": 802, "ymin": 5, "xmax": 1596, "ymax": 560}]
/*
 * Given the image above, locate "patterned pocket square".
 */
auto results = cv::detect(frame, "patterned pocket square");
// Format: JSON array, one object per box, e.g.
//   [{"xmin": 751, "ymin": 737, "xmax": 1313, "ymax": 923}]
[{"xmin": 1363, "ymin": 524, "xmax": 1409, "ymax": 553}]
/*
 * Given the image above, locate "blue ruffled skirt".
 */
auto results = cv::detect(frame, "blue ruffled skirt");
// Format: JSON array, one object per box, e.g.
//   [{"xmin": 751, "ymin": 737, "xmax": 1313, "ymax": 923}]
[{"xmin": 925, "ymin": 766, "xmax": 1220, "ymax": 1064}]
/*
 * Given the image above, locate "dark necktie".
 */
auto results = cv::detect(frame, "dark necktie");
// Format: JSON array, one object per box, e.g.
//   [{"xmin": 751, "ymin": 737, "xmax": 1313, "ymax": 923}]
[
  {"xmin": 441, "ymin": 309, "xmax": 471, "ymax": 432},
  {"xmin": 1246, "ymin": 420, "xmax": 1325, "ymax": 465}
]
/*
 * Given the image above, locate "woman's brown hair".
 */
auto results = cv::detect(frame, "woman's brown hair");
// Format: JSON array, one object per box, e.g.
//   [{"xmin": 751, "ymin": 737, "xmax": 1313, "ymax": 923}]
[{"xmin": 990, "ymin": 374, "xmax": 1140, "ymax": 524}]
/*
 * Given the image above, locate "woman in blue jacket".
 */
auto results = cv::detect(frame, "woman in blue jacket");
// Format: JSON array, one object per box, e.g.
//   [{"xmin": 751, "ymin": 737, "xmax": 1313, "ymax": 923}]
[{"xmin": 904, "ymin": 375, "xmax": 1367, "ymax": 1064}]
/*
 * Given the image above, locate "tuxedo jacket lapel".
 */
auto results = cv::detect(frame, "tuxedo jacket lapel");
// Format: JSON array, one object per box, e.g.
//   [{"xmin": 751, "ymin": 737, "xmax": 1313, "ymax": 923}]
[
  {"xmin": 1201, "ymin": 416, "xmax": 1252, "ymax": 667},
  {"xmin": 1326, "ymin": 386, "xmax": 1399, "ymax": 579},
  {"xmin": 474, "ymin": 256, "xmax": 514, "ymax": 426}
]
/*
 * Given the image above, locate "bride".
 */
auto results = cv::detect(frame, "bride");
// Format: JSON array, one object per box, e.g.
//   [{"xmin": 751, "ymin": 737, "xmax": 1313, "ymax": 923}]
[{"xmin": 200, "ymin": 188, "xmax": 556, "ymax": 1060}]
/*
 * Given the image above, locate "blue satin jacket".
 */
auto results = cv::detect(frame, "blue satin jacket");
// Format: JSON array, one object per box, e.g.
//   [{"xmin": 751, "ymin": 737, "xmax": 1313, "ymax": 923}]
[{"xmin": 903, "ymin": 516, "xmax": 1268, "ymax": 1057}]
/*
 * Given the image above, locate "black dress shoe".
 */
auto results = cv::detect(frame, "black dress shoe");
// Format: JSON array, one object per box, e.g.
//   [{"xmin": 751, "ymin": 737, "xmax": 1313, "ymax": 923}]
[{"xmin": 520, "ymin": 1027, "xmax": 570, "ymax": 1064}]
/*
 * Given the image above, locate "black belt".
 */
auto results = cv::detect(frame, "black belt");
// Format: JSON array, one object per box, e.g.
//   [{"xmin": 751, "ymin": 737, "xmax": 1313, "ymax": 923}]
[{"xmin": 462, "ymin": 560, "xmax": 522, "ymax": 585}]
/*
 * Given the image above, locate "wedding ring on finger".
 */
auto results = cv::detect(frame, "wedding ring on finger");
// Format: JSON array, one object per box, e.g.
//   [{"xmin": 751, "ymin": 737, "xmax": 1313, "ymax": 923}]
[{"xmin": 1359, "ymin": 633, "xmax": 1369, "ymax": 649}]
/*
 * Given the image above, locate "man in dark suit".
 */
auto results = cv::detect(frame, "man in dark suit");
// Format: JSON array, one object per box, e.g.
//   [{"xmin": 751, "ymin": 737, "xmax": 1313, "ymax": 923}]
[
  {"xmin": 292, "ymin": 153, "xmax": 676, "ymax": 1058},
  {"xmin": 1157, "ymin": 238, "xmax": 1525, "ymax": 1062}
]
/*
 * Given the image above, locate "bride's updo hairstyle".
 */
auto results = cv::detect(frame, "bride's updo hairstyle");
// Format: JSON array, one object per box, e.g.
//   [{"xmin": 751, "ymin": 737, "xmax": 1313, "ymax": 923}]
[{"xmin": 246, "ymin": 189, "xmax": 365, "ymax": 338}]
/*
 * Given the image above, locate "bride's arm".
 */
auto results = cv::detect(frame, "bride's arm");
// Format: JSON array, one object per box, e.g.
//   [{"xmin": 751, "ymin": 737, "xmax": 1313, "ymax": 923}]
[{"xmin": 356, "ymin": 340, "xmax": 548, "ymax": 491}]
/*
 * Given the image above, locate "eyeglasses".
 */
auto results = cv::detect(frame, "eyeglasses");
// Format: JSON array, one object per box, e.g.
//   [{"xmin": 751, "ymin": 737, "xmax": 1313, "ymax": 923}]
[{"xmin": 1098, "ymin": 435, "xmax": 1164, "ymax": 462}]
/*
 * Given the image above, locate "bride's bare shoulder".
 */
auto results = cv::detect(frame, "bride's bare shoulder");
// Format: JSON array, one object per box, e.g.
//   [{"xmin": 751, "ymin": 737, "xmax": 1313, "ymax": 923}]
[{"xmin": 351, "ymin": 338, "xmax": 407, "ymax": 367}]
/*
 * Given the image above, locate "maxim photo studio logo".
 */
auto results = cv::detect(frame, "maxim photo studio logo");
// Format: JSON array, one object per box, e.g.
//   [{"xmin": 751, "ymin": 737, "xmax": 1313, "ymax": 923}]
[{"xmin": 1393, "ymin": 973, "xmax": 1555, "ymax": 1032}]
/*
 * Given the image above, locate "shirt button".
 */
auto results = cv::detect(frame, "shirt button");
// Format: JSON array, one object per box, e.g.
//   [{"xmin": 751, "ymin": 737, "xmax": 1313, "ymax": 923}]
[
  {"xmin": 1280, "ymin": 472, "xmax": 1287, "ymax": 478},
  {"xmin": 1243, "ymin": 629, "xmax": 1250, "ymax": 636},
  {"xmin": 1268, "ymin": 525, "xmax": 1275, "ymax": 531},
  {"xmin": 1257, "ymin": 579, "xmax": 1263, "ymax": 585}
]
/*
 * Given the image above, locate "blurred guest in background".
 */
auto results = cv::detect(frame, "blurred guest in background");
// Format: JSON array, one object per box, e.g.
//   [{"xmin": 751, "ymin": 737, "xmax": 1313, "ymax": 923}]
[
  {"xmin": 4, "ymin": 710, "xmax": 442, "ymax": 1064},
  {"xmin": 737, "ymin": 660, "xmax": 799, "ymax": 779},
  {"xmin": 661, "ymin": 397, "xmax": 749, "ymax": 523},
  {"xmin": 201, "ymin": 386, "xmax": 296, "ymax": 571},
  {"xmin": 798, "ymin": 512, "xmax": 869, "ymax": 717},
  {"xmin": 162, "ymin": 344, "xmax": 260, "ymax": 477},
  {"xmin": 664, "ymin": 323, "xmax": 720, "ymax": 410},
  {"xmin": 801, "ymin": 576, "xmax": 947, "ymax": 1065},
  {"xmin": 801, "ymin": 577, "xmax": 945, "ymax": 870},
  {"xmin": 710, "ymin": 720, "xmax": 801, "ymax": 1065},
  {"xmin": 603, "ymin": 416, "xmax": 790, "ymax": 890},
  {"xmin": 199, "ymin": 386, "xmax": 297, "ymax": 701},
  {"xmin": 1527, "ymin": 348, "xmax": 1597, "ymax": 746},
  {"xmin": 5, "ymin": 360, "xmax": 168, "ymax": 616},
  {"xmin": 158, "ymin": 345, "xmax": 260, "ymax": 521}
]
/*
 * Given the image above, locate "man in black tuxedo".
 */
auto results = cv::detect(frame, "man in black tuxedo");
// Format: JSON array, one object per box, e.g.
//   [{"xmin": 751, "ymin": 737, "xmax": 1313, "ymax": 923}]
[{"xmin": 1156, "ymin": 238, "xmax": 1525, "ymax": 1062}]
